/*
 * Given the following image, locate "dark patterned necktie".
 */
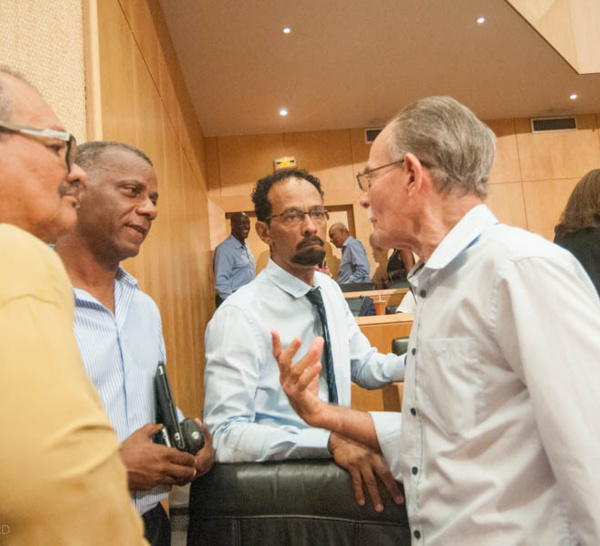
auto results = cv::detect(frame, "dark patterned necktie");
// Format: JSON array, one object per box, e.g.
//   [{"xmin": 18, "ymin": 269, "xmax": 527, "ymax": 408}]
[{"xmin": 306, "ymin": 287, "xmax": 338, "ymax": 404}]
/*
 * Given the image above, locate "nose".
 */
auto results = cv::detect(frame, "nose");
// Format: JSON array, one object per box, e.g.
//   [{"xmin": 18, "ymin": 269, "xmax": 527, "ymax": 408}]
[
  {"xmin": 138, "ymin": 196, "xmax": 158, "ymax": 220},
  {"xmin": 301, "ymin": 212, "xmax": 317, "ymax": 234},
  {"xmin": 65, "ymin": 163, "xmax": 87, "ymax": 195},
  {"xmin": 359, "ymin": 191, "xmax": 370, "ymax": 209}
]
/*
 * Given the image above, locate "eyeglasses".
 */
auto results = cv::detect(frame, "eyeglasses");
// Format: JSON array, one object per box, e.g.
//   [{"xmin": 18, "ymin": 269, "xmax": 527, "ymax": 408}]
[
  {"xmin": 0, "ymin": 120, "xmax": 77, "ymax": 172},
  {"xmin": 265, "ymin": 207, "xmax": 330, "ymax": 226},
  {"xmin": 356, "ymin": 160, "xmax": 404, "ymax": 191}
]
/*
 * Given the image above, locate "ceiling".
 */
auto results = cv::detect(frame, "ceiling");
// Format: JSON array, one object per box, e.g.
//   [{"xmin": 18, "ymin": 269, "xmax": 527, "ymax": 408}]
[{"xmin": 159, "ymin": 0, "xmax": 600, "ymax": 137}]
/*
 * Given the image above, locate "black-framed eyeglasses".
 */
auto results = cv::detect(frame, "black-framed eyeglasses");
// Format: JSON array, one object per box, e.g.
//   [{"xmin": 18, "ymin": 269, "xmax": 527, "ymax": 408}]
[
  {"xmin": 356, "ymin": 160, "xmax": 404, "ymax": 191},
  {"xmin": 0, "ymin": 119, "xmax": 77, "ymax": 172},
  {"xmin": 265, "ymin": 207, "xmax": 330, "ymax": 226}
]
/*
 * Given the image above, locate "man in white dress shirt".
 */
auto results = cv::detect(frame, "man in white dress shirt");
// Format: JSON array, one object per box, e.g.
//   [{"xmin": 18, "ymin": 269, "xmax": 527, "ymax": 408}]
[{"xmin": 275, "ymin": 96, "xmax": 600, "ymax": 545}]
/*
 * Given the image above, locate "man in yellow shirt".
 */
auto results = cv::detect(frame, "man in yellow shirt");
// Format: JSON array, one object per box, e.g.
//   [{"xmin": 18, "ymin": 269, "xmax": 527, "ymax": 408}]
[{"xmin": 0, "ymin": 67, "xmax": 147, "ymax": 544}]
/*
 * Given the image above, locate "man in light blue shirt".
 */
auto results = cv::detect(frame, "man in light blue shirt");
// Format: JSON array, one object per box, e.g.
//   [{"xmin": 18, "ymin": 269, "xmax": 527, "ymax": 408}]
[
  {"xmin": 329, "ymin": 222, "xmax": 371, "ymax": 284},
  {"xmin": 56, "ymin": 141, "xmax": 215, "ymax": 546},
  {"xmin": 204, "ymin": 168, "xmax": 404, "ymax": 511},
  {"xmin": 213, "ymin": 212, "xmax": 255, "ymax": 307}
]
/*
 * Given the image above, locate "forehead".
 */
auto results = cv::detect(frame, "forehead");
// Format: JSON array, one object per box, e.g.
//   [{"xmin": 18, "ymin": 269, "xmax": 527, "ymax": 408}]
[
  {"xmin": 268, "ymin": 177, "xmax": 322, "ymax": 210},
  {"xmin": 3, "ymin": 75, "xmax": 63, "ymax": 130},
  {"xmin": 95, "ymin": 148, "xmax": 157, "ymax": 187}
]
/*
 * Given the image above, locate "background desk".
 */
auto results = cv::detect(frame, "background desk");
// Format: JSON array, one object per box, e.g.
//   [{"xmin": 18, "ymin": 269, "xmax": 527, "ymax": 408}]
[{"xmin": 351, "ymin": 313, "xmax": 413, "ymax": 412}]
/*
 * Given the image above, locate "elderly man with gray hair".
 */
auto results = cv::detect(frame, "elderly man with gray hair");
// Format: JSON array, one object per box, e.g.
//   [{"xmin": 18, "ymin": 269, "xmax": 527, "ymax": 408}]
[{"xmin": 274, "ymin": 96, "xmax": 600, "ymax": 545}]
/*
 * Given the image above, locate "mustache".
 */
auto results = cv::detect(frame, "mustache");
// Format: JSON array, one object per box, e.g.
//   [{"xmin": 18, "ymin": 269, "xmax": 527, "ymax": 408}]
[
  {"xmin": 58, "ymin": 181, "xmax": 82, "ymax": 198},
  {"xmin": 366, "ymin": 207, "xmax": 374, "ymax": 221},
  {"xmin": 296, "ymin": 236, "xmax": 325, "ymax": 250}
]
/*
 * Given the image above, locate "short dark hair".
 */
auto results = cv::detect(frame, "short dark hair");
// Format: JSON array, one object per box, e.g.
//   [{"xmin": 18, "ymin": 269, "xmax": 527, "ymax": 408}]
[
  {"xmin": 76, "ymin": 141, "xmax": 153, "ymax": 173},
  {"xmin": 252, "ymin": 169, "xmax": 324, "ymax": 222}
]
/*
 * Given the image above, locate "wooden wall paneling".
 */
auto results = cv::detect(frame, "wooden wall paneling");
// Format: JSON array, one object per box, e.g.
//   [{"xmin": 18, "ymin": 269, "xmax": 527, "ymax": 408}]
[
  {"xmin": 118, "ymin": 0, "xmax": 161, "ymax": 85},
  {"xmin": 486, "ymin": 119, "xmax": 522, "ymax": 183},
  {"xmin": 176, "ymin": 152, "xmax": 199, "ymax": 416},
  {"xmin": 208, "ymin": 199, "xmax": 227, "ymax": 250},
  {"xmin": 217, "ymin": 134, "xmax": 286, "ymax": 200},
  {"xmin": 97, "ymin": 0, "xmax": 137, "ymax": 145},
  {"xmin": 206, "ymin": 137, "xmax": 221, "ymax": 200},
  {"xmin": 83, "ymin": 0, "xmax": 103, "ymax": 140},
  {"xmin": 349, "ymin": 127, "xmax": 371, "ymax": 181},
  {"xmin": 522, "ymin": 177, "xmax": 580, "ymax": 240},
  {"xmin": 485, "ymin": 182, "xmax": 528, "ymax": 230},
  {"xmin": 165, "ymin": 117, "xmax": 187, "ymax": 398},
  {"xmin": 282, "ymin": 130, "xmax": 356, "ymax": 196},
  {"xmin": 515, "ymin": 115, "xmax": 600, "ymax": 181}
]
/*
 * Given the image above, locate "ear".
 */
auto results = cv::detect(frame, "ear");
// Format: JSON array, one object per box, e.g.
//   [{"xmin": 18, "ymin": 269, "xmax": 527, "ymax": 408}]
[
  {"xmin": 255, "ymin": 220, "xmax": 273, "ymax": 246},
  {"xmin": 403, "ymin": 153, "xmax": 427, "ymax": 196}
]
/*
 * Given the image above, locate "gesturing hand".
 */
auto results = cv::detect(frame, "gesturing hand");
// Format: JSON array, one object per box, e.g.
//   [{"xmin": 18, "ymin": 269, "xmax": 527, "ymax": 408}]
[
  {"xmin": 329, "ymin": 432, "xmax": 404, "ymax": 512},
  {"xmin": 271, "ymin": 330, "xmax": 327, "ymax": 427},
  {"xmin": 119, "ymin": 423, "xmax": 197, "ymax": 491}
]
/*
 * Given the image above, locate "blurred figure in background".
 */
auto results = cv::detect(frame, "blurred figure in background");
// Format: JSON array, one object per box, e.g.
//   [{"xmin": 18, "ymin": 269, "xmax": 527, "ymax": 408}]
[{"xmin": 554, "ymin": 168, "xmax": 600, "ymax": 296}]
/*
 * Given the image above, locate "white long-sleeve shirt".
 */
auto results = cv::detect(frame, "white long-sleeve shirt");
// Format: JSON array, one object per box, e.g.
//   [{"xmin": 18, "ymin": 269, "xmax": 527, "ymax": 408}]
[
  {"xmin": 205, "ymin": 259, "xmax": 404, "ymax": 462},
  {"xmin": 372, "ymin": 204, "xmax": 600, "ymax": 545}
]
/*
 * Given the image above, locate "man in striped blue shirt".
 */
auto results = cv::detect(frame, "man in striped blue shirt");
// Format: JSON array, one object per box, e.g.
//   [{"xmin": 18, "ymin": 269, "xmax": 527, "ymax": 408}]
[{"xmin": 56, "ymin": 141, "xmax": 214, "ymax": 546}]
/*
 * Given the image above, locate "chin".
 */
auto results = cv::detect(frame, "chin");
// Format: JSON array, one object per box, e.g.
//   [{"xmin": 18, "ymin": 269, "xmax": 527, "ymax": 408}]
[{"xmin": 291, "ymin": 248, "xmax": 326, "ymax": 266}]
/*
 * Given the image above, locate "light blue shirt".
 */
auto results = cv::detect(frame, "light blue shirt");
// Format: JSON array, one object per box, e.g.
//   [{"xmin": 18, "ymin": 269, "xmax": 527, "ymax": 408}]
[
  {"xmin": 204, "ymin": 259, "xmax": 404, "ymax": 462},
  {"xmin": 72, "ymin": 268, "xmax": 172, "ymax": 516},
  {"xmin": 213, "ymin": 234, "xmax": 256, "ymax": 299},
  {"xmin": 337, "ymin": 235, "xmax": 371, "ymax": 284}
]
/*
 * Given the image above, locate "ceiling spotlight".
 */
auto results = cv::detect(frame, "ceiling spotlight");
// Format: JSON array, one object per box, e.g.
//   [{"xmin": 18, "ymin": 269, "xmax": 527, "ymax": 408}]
[
  {"xmin": 476, "ymin": 16, "xmax": 486, "ymax": 24},
  {"xmin": 283, "ymin": 27, "xmax": 291, "ymax": 34},
  {"xmin": 279, "ymin": 109, "xmax": 288, "ymax": 116},
  {"xmin": 570, "ymin": 93, "xmax": 578, "ymax": 100}
]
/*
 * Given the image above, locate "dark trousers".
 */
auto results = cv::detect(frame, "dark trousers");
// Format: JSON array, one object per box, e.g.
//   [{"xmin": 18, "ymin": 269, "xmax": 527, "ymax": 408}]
[{"xmin": 142, "ymin": 503, "xmax": 171, "ymax": 546}]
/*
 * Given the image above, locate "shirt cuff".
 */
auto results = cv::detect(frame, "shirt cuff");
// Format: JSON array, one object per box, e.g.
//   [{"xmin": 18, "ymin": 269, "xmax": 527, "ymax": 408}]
[
  {"xmin": 293, "ymin": 427, "xmax": 332, "ymax": 457},
  {"xmin": 384, "ymin": 353, "xmax": 406, "ymax": 382},
  {"xmin": 370, "ymin": 411, "xmax": 403, "ymax": 481}
]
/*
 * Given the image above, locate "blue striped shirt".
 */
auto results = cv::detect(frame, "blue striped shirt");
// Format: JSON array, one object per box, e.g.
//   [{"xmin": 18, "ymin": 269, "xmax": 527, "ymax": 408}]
[{"xmin": 72, "ymin": 267, "xmax": 169, "ymax": 515}]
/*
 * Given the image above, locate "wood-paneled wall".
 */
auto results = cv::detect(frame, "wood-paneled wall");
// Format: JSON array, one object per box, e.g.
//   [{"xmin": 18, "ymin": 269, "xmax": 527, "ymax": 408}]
[
  {"xmin": 207, "ymin": 116, "xmax": 600, "ymax": 277},
  {"xmin": 87, "ymin": 0, "xmax": 212, "ymax": 417}
]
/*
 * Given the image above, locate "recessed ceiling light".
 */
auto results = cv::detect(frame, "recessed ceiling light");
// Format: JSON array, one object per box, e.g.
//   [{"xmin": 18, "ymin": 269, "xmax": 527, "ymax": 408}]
[
  {"xmin": 283, "ymin": 27, "xmax": 291, "ymax": 34},
  {"xmin": 279, "ymin": 108, "xmax": 288, "ymax": 116},
  {"xmin": 476, "ymin": 16, "xmax": 486, "ymax": 24},
  {"xmin": 570, "ymin": 93, "xmax": 578, "ymax": 100}
]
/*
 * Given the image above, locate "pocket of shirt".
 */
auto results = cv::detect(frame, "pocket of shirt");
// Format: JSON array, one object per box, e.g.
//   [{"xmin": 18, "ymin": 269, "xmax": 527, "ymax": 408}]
[{"xmin": 418, "ymin": 337, "xmax": 482, "ymax": 438}]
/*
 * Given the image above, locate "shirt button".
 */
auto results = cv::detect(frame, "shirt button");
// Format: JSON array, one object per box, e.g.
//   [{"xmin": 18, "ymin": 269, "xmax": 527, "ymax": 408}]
[
  {"xmin": 410, "ymin": 408, "xmax": 417, "ymax": 416},
  {"xmin": 414, "ymin": 530, "xmax": 421, "ymax": 539},
  {"xmin": 411, "ymin": 348, "xmax": 416, "ymax": 356},
  {"xmin": 412, "ymin": 466, "xmax": 418, "ymax": 475},
  {"xmin": 419, "ymin": 289, "xmax": 426, "ymax": 298}
]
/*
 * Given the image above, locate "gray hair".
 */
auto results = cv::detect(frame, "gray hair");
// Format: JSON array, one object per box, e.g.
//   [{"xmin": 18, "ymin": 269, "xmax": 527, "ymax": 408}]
[{"xmin": 386, "ymin": 96, "xmax": 496, "ymax": 199}]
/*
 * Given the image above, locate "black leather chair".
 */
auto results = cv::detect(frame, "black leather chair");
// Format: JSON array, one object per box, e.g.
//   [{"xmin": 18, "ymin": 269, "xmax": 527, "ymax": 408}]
[
  {"xmin": 382, "ymin": 280, "xmax": 410, "ymax": 290},
  {"xmin": 339, "ymin": 281, "xmax": 377, "ymax": 293},
  {"xmin": 187, "ymin": 460, "xmax": 410, "ymax": 546},
  {"xmin": 391, "ymin": 337, "xmax": 409, "ymax": 356}
]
